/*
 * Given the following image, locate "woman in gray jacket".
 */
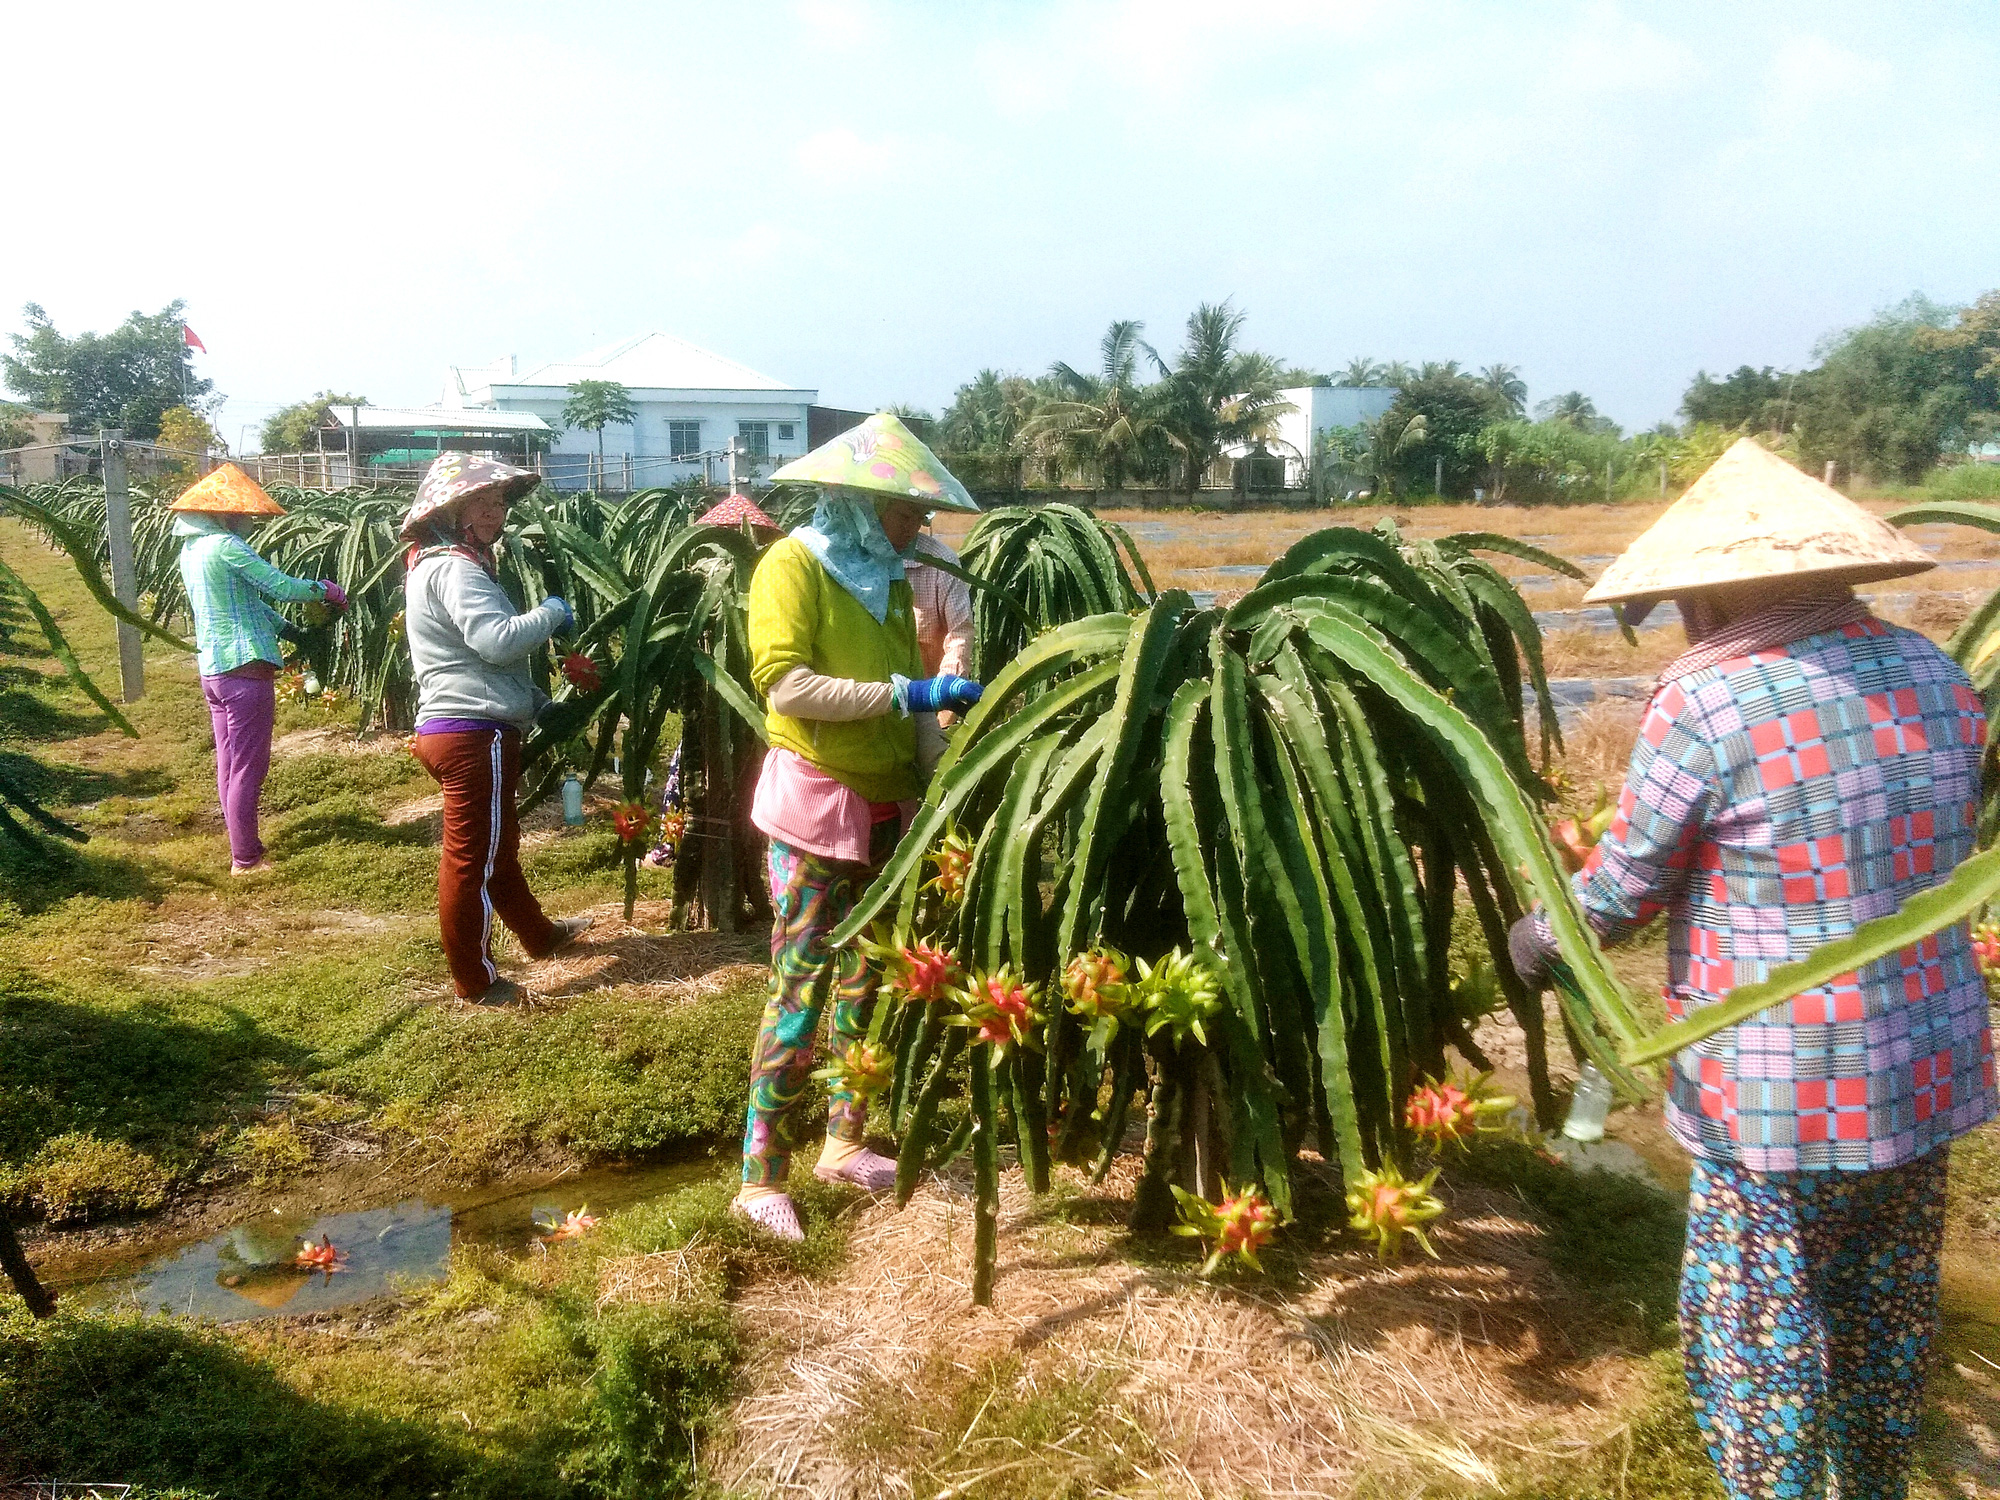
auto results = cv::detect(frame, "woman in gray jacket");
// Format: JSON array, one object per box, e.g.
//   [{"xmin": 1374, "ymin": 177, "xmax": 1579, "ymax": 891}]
[{"xmin": 402, "ymin": 452, "xmax": 586, "ymax": 1005}]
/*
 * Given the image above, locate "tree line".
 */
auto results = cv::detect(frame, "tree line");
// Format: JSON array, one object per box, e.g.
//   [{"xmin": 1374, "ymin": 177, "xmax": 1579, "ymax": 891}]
[{"xmin": 9, "ymin": 291, "xmax": 2000, "ymax": 500}]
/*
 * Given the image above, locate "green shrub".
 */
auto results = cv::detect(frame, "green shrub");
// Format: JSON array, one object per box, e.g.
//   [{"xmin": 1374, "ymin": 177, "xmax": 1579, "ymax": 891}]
[{"xmin": 1917, "ymin": 462, "xmax": 2000, "ymax": 501}]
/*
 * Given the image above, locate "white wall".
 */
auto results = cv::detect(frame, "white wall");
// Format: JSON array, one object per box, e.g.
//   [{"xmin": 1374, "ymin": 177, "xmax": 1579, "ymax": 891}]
[
  {"xmin": 1264, "ymin": 386, "xmax": 1400, "ymax": 486},
  {"xmin": 486, "ymin": 386, "xmax": 814, "ymax": 486}
]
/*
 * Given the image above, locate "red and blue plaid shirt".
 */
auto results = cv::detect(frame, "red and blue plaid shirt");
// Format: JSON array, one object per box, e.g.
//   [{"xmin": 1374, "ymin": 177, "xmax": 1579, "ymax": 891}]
[{"xmin": 1569, "ymin": 615, "xmax": 1997, "ymax": 1171}]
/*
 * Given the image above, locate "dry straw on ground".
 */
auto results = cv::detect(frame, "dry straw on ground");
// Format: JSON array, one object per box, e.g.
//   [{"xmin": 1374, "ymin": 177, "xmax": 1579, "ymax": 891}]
[
  {"xmin": 515, "ymin": 901, "xmax": 765, "ymax": 1002},
  {"xmin": 715, "ymin": 1158, "xmax": 1636, "ymax": 1499}
]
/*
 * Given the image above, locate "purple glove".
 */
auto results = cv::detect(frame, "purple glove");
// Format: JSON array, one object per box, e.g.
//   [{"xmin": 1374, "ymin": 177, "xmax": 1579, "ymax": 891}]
[
  {"xmin": 1507, "ymin": 912, "xmax": 1560, "ymax": 992},
  {"xmin": 318, "ymin": 580, "xmax": 348, "ymax": 611},
  {"xmin": 895, "ymin": 673, "xmax": 983, "ymax": 715}
]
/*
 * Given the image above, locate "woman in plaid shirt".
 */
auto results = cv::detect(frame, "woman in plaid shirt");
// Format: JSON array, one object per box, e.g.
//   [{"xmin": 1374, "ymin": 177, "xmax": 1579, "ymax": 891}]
[{"xmin": 1513, "ymin": 441, "xmax": 1997, "ymax": 1500}]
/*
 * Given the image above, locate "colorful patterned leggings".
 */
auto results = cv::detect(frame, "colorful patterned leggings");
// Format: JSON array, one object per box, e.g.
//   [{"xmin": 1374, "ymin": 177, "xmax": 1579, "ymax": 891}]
[
  {"xmin": 740, "ymin": 828, "xmax": 897, "ymax": 1187},
  {"xmin": 1680, "ymin": 1149, "xmax": 1950, "ymax": 1500}
]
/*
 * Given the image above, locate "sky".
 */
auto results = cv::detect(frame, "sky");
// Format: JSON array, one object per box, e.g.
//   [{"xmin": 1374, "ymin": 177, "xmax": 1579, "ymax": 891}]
[{"xmin": 3, "ymin": 0, "xmax": 1997, "ymax": 448}]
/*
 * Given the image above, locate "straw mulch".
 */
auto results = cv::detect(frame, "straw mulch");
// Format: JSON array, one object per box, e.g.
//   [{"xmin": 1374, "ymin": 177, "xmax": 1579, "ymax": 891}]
[
  {"xmin": 520, "ymin": 901, "xmax": 766, "ymax": 1002},
  {"xmin": 715, "ymin": 1158, "xmax": 1639, "ymax": 1499}
]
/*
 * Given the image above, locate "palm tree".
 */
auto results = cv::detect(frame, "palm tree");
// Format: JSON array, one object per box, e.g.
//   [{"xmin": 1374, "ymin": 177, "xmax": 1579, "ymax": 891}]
[
  {"xmin": 1478, "ymin": 364, "xmax": 1528, "ymax": 417},
  {"xmin": 1335, "ymin": 357, "xmax": 1386, "ymax": 388},
  {"xmin": 1378, "ymin": 360, "xmax": 1416, "ymax": 388},
  {"xmin": 1150, "ymin": 302, "xmax": 1296, "ymax": 493},
  {"xmin": 1364, "ymin": 410, "xmax": 1429, "ymax": 497},
  {"xmin": 1418, "ymin": 360, "xmax": 1463, "ymax": 382},
  {"xmin": 1535, "ymin": 390, "xmax": 1599, "ymax": 429},
  {"xmin": 561, "ymin": 380, "xmax": 637, "ymax": 488},
  {"xmin": 1030, "ymin": 320, "xmax": 1162, "ymax": 489}
]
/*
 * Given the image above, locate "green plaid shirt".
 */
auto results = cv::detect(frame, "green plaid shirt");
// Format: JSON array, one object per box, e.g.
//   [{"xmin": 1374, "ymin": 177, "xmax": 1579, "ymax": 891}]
[{"xmin": 173, "ymin": 517, "xmax": 324, "ymax": 676}]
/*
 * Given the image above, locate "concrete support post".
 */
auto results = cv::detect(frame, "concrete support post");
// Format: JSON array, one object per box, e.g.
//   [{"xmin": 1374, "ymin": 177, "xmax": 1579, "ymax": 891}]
[{"xmin": 99, "ymin": 429, "xmax": 145, "ymax": 701}]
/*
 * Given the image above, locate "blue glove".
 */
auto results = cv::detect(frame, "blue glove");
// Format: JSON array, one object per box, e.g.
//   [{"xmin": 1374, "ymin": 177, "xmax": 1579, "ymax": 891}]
[
  {"xmin": 542, "ymin": 596, "xmax": 575, "ymax": 636},
  {"xmin": 894, "ymin": 673, "xmax": 983, "ymax": 715}
]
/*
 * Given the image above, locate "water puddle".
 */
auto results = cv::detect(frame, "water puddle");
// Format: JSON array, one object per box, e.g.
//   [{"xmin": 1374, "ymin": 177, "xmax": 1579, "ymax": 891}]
[{"xmin": 55, "ymin": 1156, "xmax": 720, "ymax": 1323}]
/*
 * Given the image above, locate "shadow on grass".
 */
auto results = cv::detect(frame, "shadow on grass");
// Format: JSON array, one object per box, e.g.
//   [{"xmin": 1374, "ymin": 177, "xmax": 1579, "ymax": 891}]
[
  {"xmin": 0, "ymin": 1310, "xmax": 512, "ymax": 1500},
  {"xmin": 0, "ymin": 973, "xmax": 306, "ymax": 1196}
]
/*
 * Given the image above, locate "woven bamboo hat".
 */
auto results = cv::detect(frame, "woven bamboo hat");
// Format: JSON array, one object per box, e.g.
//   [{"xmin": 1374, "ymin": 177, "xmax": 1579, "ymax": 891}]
[
  {"xmin": 168, "ymin": 463, "xmax": 286, "ymax": 516},
  {"xmin": 769, "ymin": 412, "xmax": 980, "ymax": 513},
  {"xmin": 1583, "ymin": 438, "xmax": 1932, "ymax": 605}
]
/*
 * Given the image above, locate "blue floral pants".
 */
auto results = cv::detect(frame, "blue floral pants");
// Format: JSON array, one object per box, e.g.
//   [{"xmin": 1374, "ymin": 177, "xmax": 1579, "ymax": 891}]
[{"xmin": 1680, "ymin": 1149, "xmax": 1949, "ymax": 1500}]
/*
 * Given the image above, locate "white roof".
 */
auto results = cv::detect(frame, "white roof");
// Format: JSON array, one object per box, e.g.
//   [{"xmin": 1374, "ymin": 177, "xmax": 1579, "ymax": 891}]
[
  {"xmin": 324, "ymin": 405, "xmax": 550, "ymax": 433},
  {"xmin": 503, "ymin": 333, "xmax": 804, "ymax": 394}
]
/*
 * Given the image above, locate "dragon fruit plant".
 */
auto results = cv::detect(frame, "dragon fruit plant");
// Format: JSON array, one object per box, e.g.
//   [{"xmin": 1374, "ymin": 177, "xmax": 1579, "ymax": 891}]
[
  {"xmin": 1404, "ymin": 1069, "xmax": 1517, "ymax": 1149},
  {"xmin": 560, "ymin": 651, "xmax": 602, "ymax": 692},
  {"xmin": 1346, "ymin": 1162, "xmax": 1445, "ymax": 1260},
  {"xmin": 1550, "ymin": 785, "xmax": 1615, "ymax": 874},
  {"xmin": 812, "ymin": 1039, "xmax": 896, "ymax": 1100},
  {"xmin": 952, "ymin": 965, "xmax": 1043, "ymax": 1057},
  {"xmin": 1973, "ymin": 921, "xmax": 2000, "ymax": 974},
  {"xmin": 1170, "ymin": 1181, "xmax": 1279, "ymax": 1275},
  {"xmin": 1062, "ymin": 945, "xmax": 1134, "ymax": 1050},
  {"xmin": 657, "ymin": 808, "xmax": 688, "ymax": 844},
  {"xmin": 1136, "ymin": 947, "xmax": 1224, "ymax": 1047},
  {"xmin": 924, "ymin": 823, "xmax": 975, "ymax": 906},
  {"xmin": 611, "ymin": 800, "xmax": 650, "ymax": 843}
]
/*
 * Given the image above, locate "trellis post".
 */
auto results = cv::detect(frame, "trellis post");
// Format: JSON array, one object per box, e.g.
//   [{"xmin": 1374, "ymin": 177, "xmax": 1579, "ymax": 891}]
[{"xmin": 100, "ymin": 428, "xmax": 145, "ymax": 701}]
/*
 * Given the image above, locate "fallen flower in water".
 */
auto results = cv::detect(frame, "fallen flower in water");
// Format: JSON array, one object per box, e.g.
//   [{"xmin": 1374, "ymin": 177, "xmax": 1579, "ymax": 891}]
[
  {"xmin": 533, "ymin": 1206, "xmax": 600, "ymax": 1242},
  {"xmin": 293, "ymin": 1235, "xmax": 346, "ymax": 1272}
]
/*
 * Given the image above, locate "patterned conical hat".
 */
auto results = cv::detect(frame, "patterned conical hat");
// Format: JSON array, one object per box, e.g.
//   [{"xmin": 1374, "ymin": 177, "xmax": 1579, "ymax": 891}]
[
  {"xmin": 769, "ymin": 412, "xmax": 979, "ymax": 513},
  {"xmin": 1583, "ymin": 438, "xmax": 1933, "ymax": 605},
  {"xmin": 697, "ymin": 492, "xmax": 780, "ymax": 530},
  {"xmin": 168, "ymin": 463, "xmax": 286, "ymax": 515},
  {"xmin": 399, "ymin": 451, "xmax": 542, "ymax": 539}
]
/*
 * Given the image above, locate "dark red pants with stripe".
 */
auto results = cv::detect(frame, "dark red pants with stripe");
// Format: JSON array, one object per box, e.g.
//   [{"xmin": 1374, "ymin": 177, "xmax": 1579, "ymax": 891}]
[{"xmin": 413, "ymin": 727, "xmax": 557, "ymax": 998}]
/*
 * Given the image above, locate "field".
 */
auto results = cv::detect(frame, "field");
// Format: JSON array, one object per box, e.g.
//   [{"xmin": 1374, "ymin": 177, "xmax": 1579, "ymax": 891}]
[{"xmin": 2, "ymin": 501, "xmax": 1997, "ymax": 1499}]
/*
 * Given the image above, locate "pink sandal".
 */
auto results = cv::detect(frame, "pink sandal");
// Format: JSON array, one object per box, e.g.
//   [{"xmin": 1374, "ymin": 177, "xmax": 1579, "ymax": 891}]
[
  {"xmin": 814, "ymin": 1147, "xmax": 899, "ymax": 1192},
  {"xmin": 731, "ymin": 1194, "xmax": 804, "ymax": 1242}
]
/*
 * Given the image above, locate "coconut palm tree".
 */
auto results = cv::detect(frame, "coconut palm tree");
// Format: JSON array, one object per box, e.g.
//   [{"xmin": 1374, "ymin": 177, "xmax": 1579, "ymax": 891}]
[
  {"xmin": 1029, "ymin": 321, "xmax": 1163, "ymax": 489},
  {"xmin": 1478, "ymin": 364, "xmax": 1528, "ymax": 417},
  {"xmin": 1379, "ymin": 360, "xmax": 1417, "ymax": 388},
  {"xmin": 1418, "ymin": 360, "xmax": 1463, "ymax": 381},
  {"xmin": 1535, "ymin": 390, "xmax": 1600, "ymax": 428},
  {"xmin": 1335, "ymin": 356, "xmax": 1387, "ymax": 388},
  {"xmin": 1148, "ymin": 302, "xmax": 1296, "ymax": 493}
]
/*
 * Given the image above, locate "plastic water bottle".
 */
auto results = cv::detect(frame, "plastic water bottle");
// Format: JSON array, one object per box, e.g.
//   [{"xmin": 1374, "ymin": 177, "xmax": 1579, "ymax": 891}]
[
  {"xmin": 301, "ymin": 668, "xmax": 322, "ymax": 699},
  {"xmin": 561, "ymin": 773, "xmax": 585, "ymax": 828},
  {"xmin": 1562, "ymin": 1062, "xmax": 1614, "ymax": 1143}
]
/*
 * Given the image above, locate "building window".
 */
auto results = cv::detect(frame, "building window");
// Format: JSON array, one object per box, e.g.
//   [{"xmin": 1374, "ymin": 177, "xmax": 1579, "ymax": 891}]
[
  {"xmin": 668, "ymin": 420, "xmax": 701, "ymax": 457},
  {"xmin": 776, "ymin": 422, "xmax": 795, "ymax": 442},
  {"xmin": 738, "ymin": 421, "xmax": 770, "ymax": 457}
]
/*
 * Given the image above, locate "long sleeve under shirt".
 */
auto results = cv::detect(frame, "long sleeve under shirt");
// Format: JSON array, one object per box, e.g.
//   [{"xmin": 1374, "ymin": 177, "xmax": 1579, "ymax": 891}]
[
  {"xmin": 174, "ymin": 516, "xmax": 325, "ymax": 677},
  {"xmin": 406, "ymin": 552, "xmax": 567, "ymax": 730}
]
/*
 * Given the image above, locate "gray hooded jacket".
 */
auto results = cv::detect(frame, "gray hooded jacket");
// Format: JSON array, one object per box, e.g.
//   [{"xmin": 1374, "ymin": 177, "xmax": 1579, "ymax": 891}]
[{"xmin": 406, "ymin": 552, "xmax": 567, "ymax": 729}]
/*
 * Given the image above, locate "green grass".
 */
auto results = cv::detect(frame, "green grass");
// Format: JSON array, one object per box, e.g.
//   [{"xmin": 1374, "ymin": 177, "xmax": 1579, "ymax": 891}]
[{"xmin": 0, "ymin": 1173, "xmax": 857, "ymax": 1499}]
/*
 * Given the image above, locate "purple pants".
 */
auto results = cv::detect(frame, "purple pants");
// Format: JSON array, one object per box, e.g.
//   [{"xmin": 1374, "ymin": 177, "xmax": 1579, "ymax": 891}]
[{"xmin": 202, "ymin": 670, "xmax": 276, "ymax": 867}]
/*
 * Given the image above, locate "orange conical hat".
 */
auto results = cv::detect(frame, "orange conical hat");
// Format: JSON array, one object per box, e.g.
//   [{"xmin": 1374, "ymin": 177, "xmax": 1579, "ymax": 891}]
[
  {"xmin": 1583, "ymin": 438, "xmax": 1933, "ymax": 605},
  {"xmin": 169, "ymin": 463, "xmax": 287, "ymax": 516}
]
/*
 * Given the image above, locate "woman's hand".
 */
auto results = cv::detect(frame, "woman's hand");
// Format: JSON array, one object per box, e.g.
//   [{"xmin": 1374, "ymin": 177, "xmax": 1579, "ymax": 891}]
[{"xmin": 895, "ymin": 674, "xmax": 982, "ymax": 715}]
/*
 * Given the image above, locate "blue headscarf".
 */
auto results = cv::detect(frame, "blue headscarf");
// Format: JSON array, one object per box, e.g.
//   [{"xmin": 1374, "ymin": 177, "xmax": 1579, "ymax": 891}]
[{"xmin": 790, "ymin": 490, "xmax": 910, "ymax": 624}]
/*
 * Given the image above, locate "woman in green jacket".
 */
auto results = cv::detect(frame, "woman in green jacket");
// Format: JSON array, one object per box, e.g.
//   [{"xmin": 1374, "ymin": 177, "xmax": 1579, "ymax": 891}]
[{"xmin": 732, "ymin": 414, "xmax": 982, "ymax": 1241}]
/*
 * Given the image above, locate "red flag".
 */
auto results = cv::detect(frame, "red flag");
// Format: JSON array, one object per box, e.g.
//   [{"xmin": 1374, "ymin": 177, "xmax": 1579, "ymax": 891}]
[{"xmin": 183, "ymin": 325, "xmax": 206, "ymax": 354}]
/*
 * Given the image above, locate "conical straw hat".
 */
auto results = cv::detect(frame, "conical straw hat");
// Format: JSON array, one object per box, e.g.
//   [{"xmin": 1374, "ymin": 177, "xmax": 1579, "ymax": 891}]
[
  {"xmin": 169, "ymin": 463, "xmax": 286, "ymax": 516},
  {"xmin": 1583, "ymin": 438, "xmax": 1932, "ymax": 605},
  {"xmin": 769, "ymin": 412, "xmax": 980, "ymax": 513}
]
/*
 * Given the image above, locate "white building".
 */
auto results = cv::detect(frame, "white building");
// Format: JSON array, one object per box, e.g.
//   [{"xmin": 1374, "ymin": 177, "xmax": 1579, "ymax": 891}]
[
  {"xmin": 445, "ymin": 334, "xmax": 818, "ymax": 490},
  {"xmin": 1238, "ymin": 385, "xmax": 1400, "ymax": 488}
]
